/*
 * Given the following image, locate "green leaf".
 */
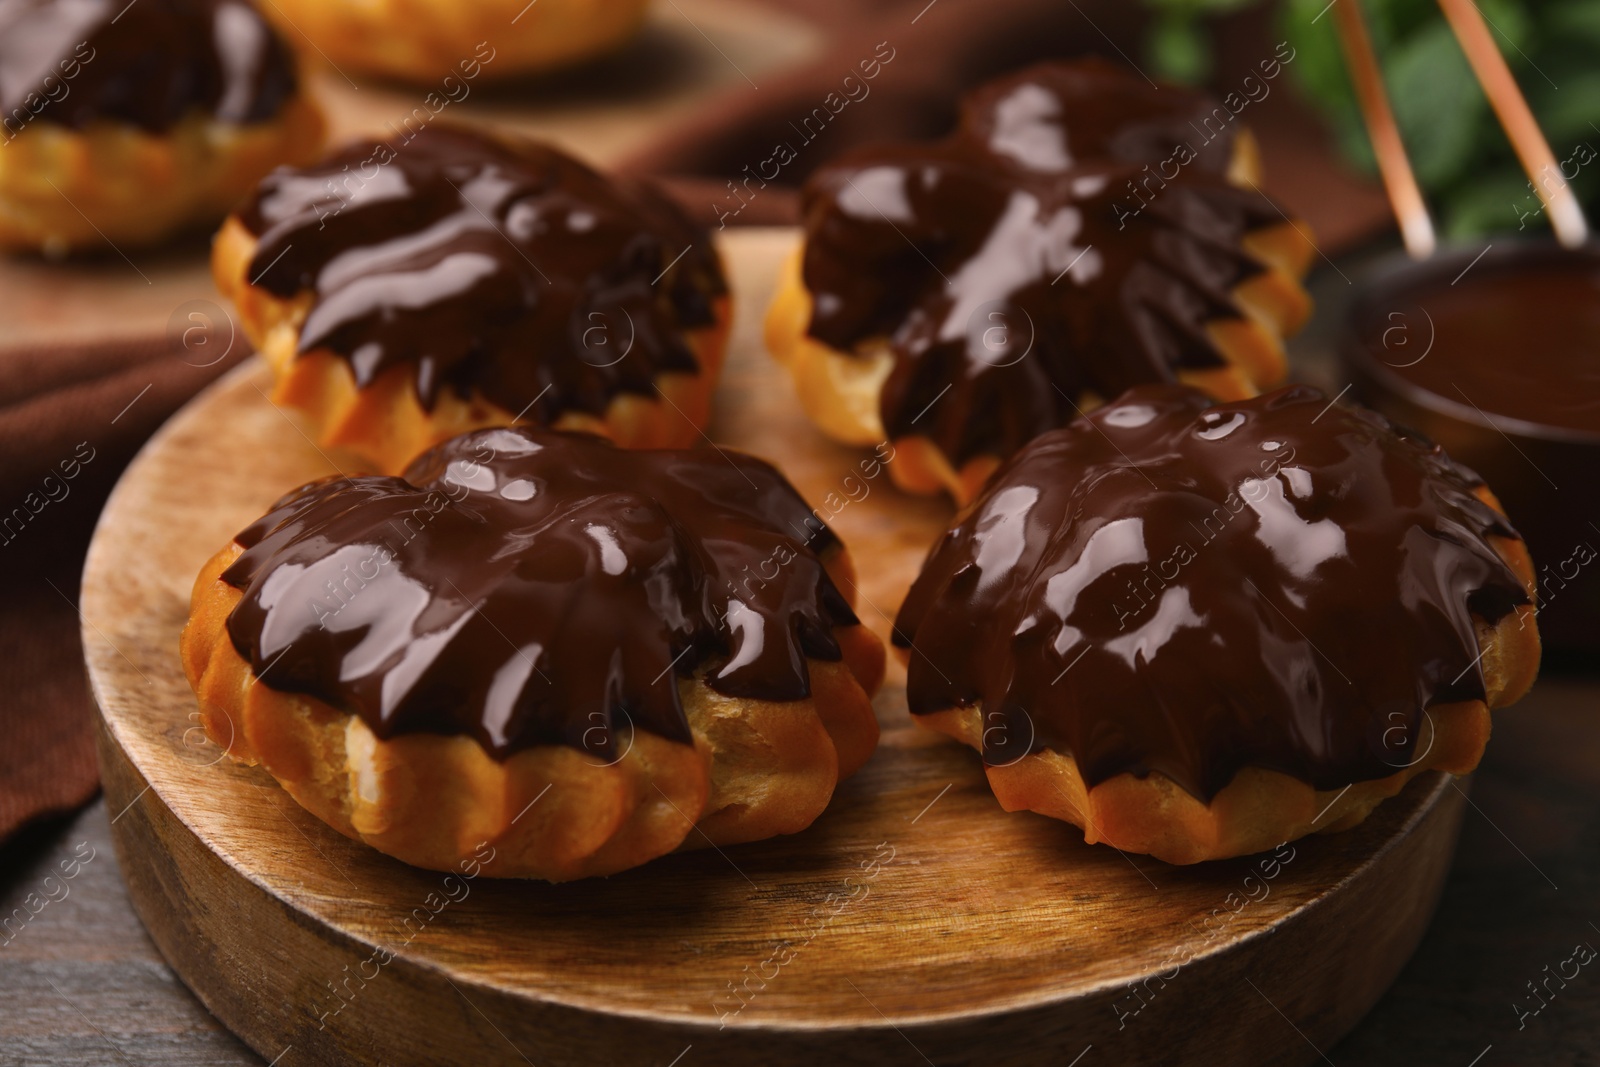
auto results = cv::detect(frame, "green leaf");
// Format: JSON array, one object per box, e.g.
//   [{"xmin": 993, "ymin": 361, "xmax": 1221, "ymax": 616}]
[
  {"xmin": 1440, "ymin": 169, "xmax": 1541, "ymax": 238},
  {"xmin": 1528, "ymin": 72, "xmax": 1600, "ymax": 153},
  {"xmin": 1276, "ymin": 0, "xmax": 1366, "ymax": 128},
  {"xmin": 1478, "ymin": 0, "xmax": 1533, "ymax": 53},
  {"xmin": 1384, "ymin": 22, "xmax": 1489, "ymax": 186},
  {"xmin": 1546, "ymin": 0, "xmax": 1600, "ymax": 44},
  {"xmin": 1154, "ymin": 0, "xmax": 1600, "ymax": 240},
  {"xmin": 1148, "ymin": 13, "xmax": 1212, "ymax": 84}
]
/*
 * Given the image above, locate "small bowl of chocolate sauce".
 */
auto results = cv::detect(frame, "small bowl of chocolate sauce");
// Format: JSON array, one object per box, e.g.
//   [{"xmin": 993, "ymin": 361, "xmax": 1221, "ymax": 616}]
[{"xmin": 1342, "ymin": 240, "xmax": 1600, "ymax": 660}]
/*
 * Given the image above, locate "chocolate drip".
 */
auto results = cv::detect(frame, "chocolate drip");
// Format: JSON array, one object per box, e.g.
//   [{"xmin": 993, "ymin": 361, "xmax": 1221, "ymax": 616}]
[
  {"xmin": 0, "ymin": 0, "xmax": 297, "ymax": 133},
  {"xmin": 237, "ymin": 126, "xmax": 727, "ymax": 425},
  {"xmin": 220, "ymin": 428, "xmax": 855, "ymax": 758},
  {"xmin": 799, "ymin": 58, "xmax": 1282, "ymax": 467},
  {"xmin": 893, "ymin": 384, "xmax": 1530, "ymax": 800}
]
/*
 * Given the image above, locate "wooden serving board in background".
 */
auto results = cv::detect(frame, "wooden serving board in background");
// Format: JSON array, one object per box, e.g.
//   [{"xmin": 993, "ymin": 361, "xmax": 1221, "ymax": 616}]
[{"xmin": 81, "ymin": 229, "xmax": 1467, "ymax": 1067}]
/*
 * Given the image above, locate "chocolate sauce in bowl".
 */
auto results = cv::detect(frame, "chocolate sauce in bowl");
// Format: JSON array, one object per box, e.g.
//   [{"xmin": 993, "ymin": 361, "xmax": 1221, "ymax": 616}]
[
  {"xmin": 893, "ymin": 384, "xmax": 1529, "ymax": 799},
  {"xmin": 798, "ymin": 58, "xmax": 1289, "ymax": 467},
  {"xmin": 1364, "ymin": 259, "xmax": 1600, "ymax": 437},
  {"xmin": 219, "ymin": 429, "xmax": 856, "ymax": 758},
  {"xmin": 1345, "ymin": 241, "xmax": 1600, "ymax": 657},
  {"xmin": 236, "ymin": 126, "xmax": 727, "ymax": 425},
  {"xmin": 0, "ymin": 0, "xmax": 298, "ymax": 132}
]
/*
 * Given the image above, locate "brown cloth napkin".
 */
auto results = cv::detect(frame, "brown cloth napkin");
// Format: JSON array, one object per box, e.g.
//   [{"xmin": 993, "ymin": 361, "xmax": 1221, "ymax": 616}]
[
  {"xmin": 0, "ymin": 335, "xmax": 246, "ymax": 841},
  {"xmin": 624, "ymin": 0, "xmax": 1392, "ymax": 253}
]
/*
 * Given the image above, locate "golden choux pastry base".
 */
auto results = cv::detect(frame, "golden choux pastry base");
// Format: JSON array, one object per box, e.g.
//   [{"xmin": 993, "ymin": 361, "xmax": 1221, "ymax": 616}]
[
  {"xmin": 0, "ymin": 98, "xmax": 324, "ymax": 255},
  {"xmin": 85, "ymin": 229, "xmax": 1471, "ymax": 1067}
]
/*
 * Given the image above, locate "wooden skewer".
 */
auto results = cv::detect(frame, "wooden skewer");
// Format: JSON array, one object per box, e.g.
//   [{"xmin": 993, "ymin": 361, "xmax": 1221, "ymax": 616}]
[
  {"xmin": 1331, "ymin": 0, "xmax": 1436, "ymax": 258},
  {"xmin": 1436, "ymin": 0, "xmax": 1589, "ymax": 248}
]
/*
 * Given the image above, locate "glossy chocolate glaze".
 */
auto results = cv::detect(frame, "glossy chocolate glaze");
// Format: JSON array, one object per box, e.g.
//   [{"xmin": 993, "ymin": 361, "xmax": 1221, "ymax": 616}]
[
  {"xmin": 800, "ymin": 58, "xmax": 1283, "ymax": 466},
  {"xmin": 220, "ymin": 428, "xmax": 856, "ymax": 758},
  {"xmin": 1361, "ymin": 260, "xmax": 1600, "ymax": 435},
  {"xmin": 238, "ymin": 127, "xmax": 727, "ymax": 424},
  {"xmin": 893, "ymin": 384, "xmax": 1530, "ymax": 800},
  {"xmin": 0, "ymin": 0, "xmax": 297, "ymax": 132}
]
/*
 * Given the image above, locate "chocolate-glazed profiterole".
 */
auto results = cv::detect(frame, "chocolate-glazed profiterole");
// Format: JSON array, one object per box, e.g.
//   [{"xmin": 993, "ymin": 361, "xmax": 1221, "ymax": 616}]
[
  {"xmin": 0, "ymin": 0, "xmax": 296, "ymax": 132},
  {"xmin": 0, "ymin": 0, "xmax": 324, "ymax": 253},
  {"xmin": 213, "ymin": 126, "xmax": 731, "ymax": 474},
  {"xmin": 894, "ymin": 384, "xmax": 1540, "ymax": 863},
  {"xmin": 766, "ymin": 57, "xmax": 1315, "ymax": 504},
  {"xmin": 182, "ymin": 427, "xmax": 884, "ymax": 880}
]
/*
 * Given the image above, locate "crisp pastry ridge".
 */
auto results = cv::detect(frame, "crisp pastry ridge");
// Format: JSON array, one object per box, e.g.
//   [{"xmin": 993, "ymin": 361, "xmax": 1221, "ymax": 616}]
[
  {"xmin": 214, "ymin": 126, "xmax": 731, "ymax": 475},
  {"xmin": 0, "ymin": 0, "xmax": 325, "ymax": 254},
  {"xmin": 181, "ymin": 428, "xmax": 885, "ymax": 880},
  {"xmin": 892, "ymin": 384, "xmax": 1540, "ymax": 863},
  {"xmin": 765, "ymin": 57, "xmax": 1315, "ymax": 504}
]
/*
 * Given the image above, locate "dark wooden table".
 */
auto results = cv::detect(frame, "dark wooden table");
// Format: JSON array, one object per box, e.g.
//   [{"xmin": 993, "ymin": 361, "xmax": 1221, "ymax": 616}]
[{"xmin": 0, "ymin": 673, "xmax": 1593, "ymax": 1066}]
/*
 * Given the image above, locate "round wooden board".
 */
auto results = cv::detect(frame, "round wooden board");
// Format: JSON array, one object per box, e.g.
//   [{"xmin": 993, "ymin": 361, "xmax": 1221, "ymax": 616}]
[{"xmin": 82, "ymin": 228, "xmax": 1467, "ymax": 1067}]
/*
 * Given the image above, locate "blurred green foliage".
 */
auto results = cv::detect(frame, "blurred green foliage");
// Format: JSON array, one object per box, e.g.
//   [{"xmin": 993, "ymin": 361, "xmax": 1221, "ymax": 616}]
[{"xmin": 1141, "ymin": 0, "xmax": 1600, "ymax": 238}]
